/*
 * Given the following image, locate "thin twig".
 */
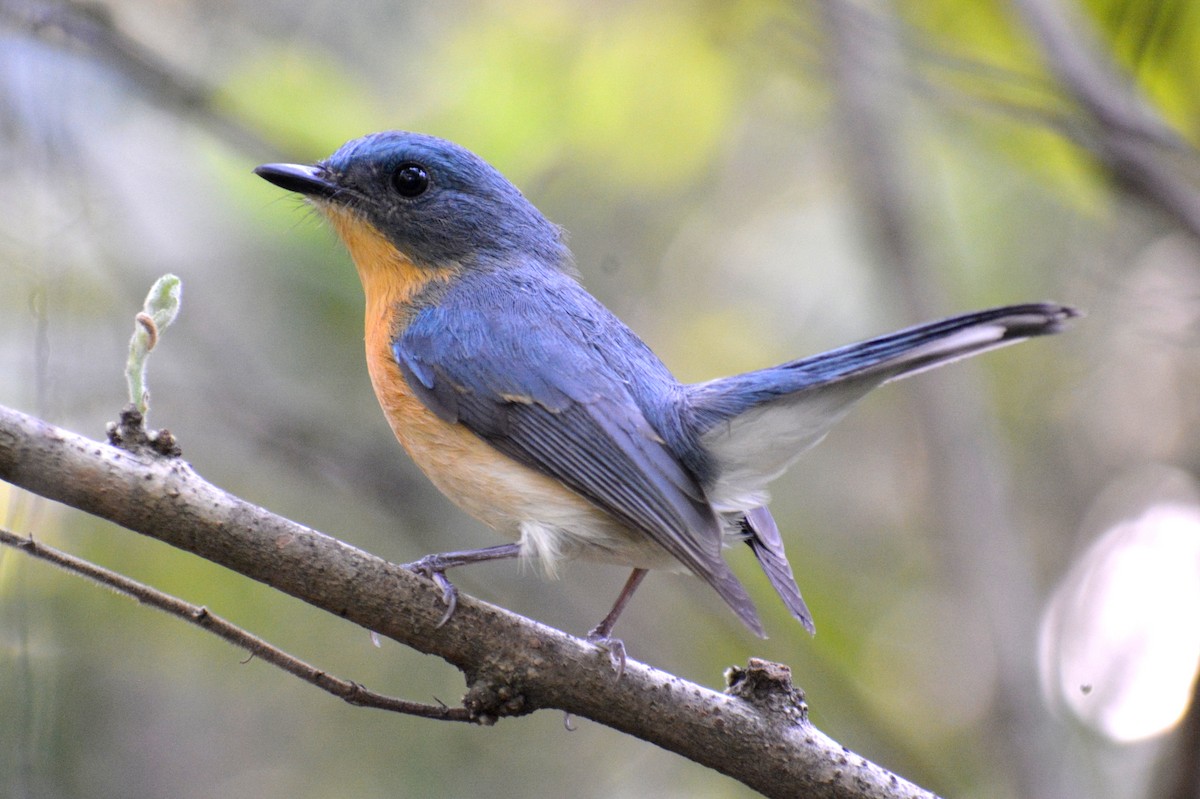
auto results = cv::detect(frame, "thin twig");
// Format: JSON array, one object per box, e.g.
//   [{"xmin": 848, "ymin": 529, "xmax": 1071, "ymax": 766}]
[
  {"xmin": 1009, "ymin": 0, "xmax": 1200, "ymax": 239},
  {"xmin": 783, "ymin": 0, "xmax": 1200, "ymax": 242},
  {"xmin": 0, "ymin": 525, "xmax": 475, "ymax": 723},
  {"xmin": 0, "ymin": 0, "xmax": 287, "ymax": 159}
]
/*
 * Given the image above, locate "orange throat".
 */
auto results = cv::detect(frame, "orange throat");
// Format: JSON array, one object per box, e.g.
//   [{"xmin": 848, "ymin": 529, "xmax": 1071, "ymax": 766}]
[
  {"xmin": 319, "ymin": 204, "xmax": 451, "ymax": 331},
  {"xmin": 316, "ymin": 203, "xmax": 456, "ymax": 453}
]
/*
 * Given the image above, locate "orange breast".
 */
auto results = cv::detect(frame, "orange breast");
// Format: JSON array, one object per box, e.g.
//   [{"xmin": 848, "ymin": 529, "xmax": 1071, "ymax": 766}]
[
  {"xmin": 324, "ymin": 208, "xmax": 517, "ymax": 524},
  {"xmin": 363, "ymin": 318, "xmax": 538, "ymax": 537}
]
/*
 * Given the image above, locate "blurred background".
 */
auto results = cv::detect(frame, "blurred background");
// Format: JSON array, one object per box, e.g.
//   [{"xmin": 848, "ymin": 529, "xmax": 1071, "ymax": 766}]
[{"xmin": 1, "ymin": 0, "xmax": 1198, "ymax": 797}]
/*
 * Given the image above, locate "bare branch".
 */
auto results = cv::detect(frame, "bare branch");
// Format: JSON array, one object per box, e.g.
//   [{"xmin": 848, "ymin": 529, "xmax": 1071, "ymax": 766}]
[
  {"xmin": 1008, "ymin": 0, "xmax": 1180, "ymax": 148},
  {"xmin": 1009, "ymin": 0, "xmax": 1200, "ymax": 239},
  {"xmin": 0, "ymin": 402, "xmax": 939, "ymax": 799},
  {"xmin": 0, "ymin": 525, "xmax": 474, "ymax": 722},
  {"xmin": 0, "ymin": 0, "xmax": 287, "ymax": 159},
  {"xmin": 793, "ymin": 0, "xmax": 1200, "ymax": 242}
]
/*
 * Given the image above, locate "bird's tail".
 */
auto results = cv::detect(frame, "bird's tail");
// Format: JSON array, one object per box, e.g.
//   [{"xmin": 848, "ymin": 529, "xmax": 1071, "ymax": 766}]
[
  {"xmin": 742, "ymin": 507, "xmax": 815, "ymax": 634},
  {"xmin": 689, "ymin": 302, "xmax": 1078, "ymax": 512},
  {"xmin": 783, "ymin": 302, "xmax": 1079, "ymax": 386}
]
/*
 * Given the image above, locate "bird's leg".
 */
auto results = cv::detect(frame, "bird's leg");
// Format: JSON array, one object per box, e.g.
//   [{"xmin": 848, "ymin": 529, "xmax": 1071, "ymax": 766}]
[
  {"xmin": 586, "ymin": 568, "xmax": 648, "ymax": 678},
  {"xmin": 403, "ymin": 543, "xmax": 522, "ymax": 627}
]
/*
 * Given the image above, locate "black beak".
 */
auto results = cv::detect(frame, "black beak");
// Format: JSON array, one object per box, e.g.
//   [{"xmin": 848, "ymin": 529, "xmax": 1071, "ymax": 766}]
[{"xmin": 254, "ymin": 163, "xmax": 339, "ymax": 199}]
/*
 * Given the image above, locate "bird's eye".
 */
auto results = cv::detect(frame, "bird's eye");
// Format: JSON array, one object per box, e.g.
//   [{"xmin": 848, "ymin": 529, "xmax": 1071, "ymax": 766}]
[{"xmin": 391, "ymin": 162, "xmax": 430, "ymax": 197}]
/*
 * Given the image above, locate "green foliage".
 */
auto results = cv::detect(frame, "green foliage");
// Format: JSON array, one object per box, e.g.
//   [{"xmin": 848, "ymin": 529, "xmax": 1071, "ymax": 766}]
[
  {"xmin": 220, "ymin": 50, "xmax": 388, "ymax": 155},
  {"xmin": 426, "ymin": 3, "xmax": 736, "ymax": 189},
  {"xmin": 1085, "ymin": 0, "xmax": 1200, "ymax": 140}
]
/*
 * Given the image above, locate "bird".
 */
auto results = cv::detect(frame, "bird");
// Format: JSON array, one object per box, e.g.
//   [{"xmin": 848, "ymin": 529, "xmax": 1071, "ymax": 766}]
[{"xmin": 255, "ymin": 130, "xmax": 1075, "ymax": 668}]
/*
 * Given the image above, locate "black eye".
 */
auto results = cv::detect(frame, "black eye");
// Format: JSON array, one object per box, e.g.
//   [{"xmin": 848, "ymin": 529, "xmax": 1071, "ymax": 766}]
[{"xmin": 391, "ymin": 162, "xmax": 430, "ymax": 197}]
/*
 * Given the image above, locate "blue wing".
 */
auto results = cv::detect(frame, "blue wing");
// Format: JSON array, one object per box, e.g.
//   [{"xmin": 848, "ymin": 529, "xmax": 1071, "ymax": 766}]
[{"xmin": 393, "ymin": 263, "xmax": 765, "ymax": 636}]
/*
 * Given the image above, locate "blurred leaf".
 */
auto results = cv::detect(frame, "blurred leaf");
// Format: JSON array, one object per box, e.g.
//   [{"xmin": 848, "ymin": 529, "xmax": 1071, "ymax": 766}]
[
  {"xmin": 429, "ymin": 2, "xmax": 736, "ymax": 189},
  {"xmin": 219, "ymin": 49, "xmax": 386, "ymax": 155},
  {"xmin": 899, "ymin": 0, "xmax": 1111, "ymax": 211},
  {"xmin": 564, "ymin": 8, "xmax": 736, "ymax": 187},
  {"xmin": 425, "ymin": 2, "xmax": 575, "ymax": 180},
  {"xmin": 1084, "ymin": 0, "xmax": 1200, "ymax": 139}
]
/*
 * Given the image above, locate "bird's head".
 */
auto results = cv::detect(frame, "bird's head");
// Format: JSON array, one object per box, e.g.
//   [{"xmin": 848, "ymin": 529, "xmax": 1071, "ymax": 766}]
[{"xmin": 256, "ymin": 131, "xmax": 569, "ymax": 273}]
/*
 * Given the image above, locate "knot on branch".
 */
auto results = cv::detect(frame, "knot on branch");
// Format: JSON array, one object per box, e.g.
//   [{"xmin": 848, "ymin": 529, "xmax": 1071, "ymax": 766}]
[
  {"xmin": 463, "ymin": 672, "xmax": 533, "ymax": 726},
  {"xmin": 724, "ymin": 658, "xmax": 808, "ymax": 724},
  {"xmin": 106, "ymin": 404, "xmax": 182, "ymax": 457}
]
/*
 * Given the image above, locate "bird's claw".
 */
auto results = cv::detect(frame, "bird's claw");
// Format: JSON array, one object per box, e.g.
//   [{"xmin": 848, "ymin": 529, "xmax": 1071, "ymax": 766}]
[
  {"xmin": 586, "ymin": 632, "xmax": 628, "ymax": 679},
  {"xmin": 403, "ymin": 556, "xmax": 459, "ymax": 628},
  {"xmin": 429, "ymin": 572, "xmax": 458, "ymax": 628}
]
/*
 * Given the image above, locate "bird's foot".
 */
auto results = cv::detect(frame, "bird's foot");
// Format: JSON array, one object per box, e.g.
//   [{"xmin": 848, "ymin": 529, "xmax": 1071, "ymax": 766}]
[
  {"xmin": 402, "ymin": 555, "xmax": 460, "ymax": 628},
  {"xmin": 586, "ymin": 628, "xmax": 628, "ymax": 679},
  {"xmin": 401, "ymin": 544, "xmax": 522, "ymax": 628}
]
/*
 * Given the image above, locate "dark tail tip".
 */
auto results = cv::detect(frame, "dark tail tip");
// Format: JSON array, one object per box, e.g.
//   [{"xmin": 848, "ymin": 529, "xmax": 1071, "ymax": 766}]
[{"xmin": 1001, "ymin": 302, "xmax": 1082, "ymax": 338}]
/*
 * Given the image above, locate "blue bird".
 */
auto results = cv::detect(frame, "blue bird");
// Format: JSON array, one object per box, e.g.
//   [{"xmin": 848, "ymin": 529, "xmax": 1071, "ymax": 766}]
[{"xmin": 256, "ymin": 131, "xmax": 1075, "ymax": 666}]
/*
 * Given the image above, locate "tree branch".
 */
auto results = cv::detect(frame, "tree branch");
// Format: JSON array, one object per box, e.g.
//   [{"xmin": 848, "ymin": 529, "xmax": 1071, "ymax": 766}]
[
  {"xmin": 1009, "ymin": 0, "xmax": 1200, "ymax": 240},
  {"xmin": 0, "ymin": 402, "xmax": 939, "ymax": 799},
  {"xmin": 0, "ymin": 0, "xmax": 286, "ymax": 159},
  {"xmin": 0, "ymin": 525, "xmax": 473, "ymax": 722}
]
